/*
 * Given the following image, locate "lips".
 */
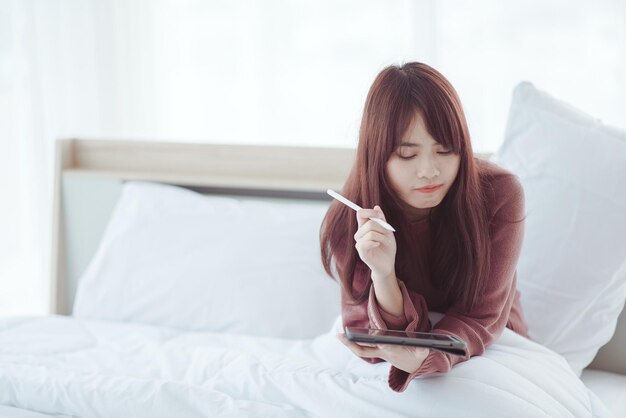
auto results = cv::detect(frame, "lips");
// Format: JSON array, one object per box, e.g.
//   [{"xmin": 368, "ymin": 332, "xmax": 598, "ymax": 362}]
[{"xmin": 417, "ymin": 184, "xmax": 443, "ymax": 191}]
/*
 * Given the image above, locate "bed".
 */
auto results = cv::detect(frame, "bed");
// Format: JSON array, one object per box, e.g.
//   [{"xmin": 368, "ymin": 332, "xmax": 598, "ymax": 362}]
[
  {"xmin": 2, "ymin": 82, "xmax": 626, "ymax": 418},
  {"xmin": 0, "ymin": 132, "xmax": 623, "ymax": 418}
]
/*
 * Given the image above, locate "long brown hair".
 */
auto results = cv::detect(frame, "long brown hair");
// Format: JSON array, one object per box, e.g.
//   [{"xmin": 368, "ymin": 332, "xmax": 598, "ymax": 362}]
[{"xmin": 320, "ymin": 62, "xmax": 517, "ymax": 313}]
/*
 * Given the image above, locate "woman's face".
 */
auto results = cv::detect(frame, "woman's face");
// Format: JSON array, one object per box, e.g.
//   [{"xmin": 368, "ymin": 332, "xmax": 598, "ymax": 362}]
[{"xmin": 385, "ymin": 112, "xmax": 461, "ymax": 222}]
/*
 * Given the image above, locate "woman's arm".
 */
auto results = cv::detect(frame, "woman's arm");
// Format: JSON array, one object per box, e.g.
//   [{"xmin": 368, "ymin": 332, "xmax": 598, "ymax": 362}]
[
  {"xmin": 350, "ymin": 205, "xmax": 431, "ymax": 332},
  {"xmin": 340, "ymin": 204, "xmax": 432, "ymax": 378},
  {"xmin": 368, "ymin": 274, "xmax": 431, "ymax": 331},
  {"xmin": 370, "ymin": 272, "xmax": 404, "ymax": 318},
  {"xmin": 340, "ymin": 262, "xmax": 432, "ymax": 363}
]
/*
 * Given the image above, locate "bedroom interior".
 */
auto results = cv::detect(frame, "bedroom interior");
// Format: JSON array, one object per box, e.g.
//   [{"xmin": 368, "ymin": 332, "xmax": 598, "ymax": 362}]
[
  {"xmin": 1, "ymin": 118, "xmax": 625, "ymax": 416},
  {"xmin": 2, "ymin": 2, "xmax": 625, "ymax": 417},
  {"xmin": 17, "ymin": 126, "xmax": 618, "ymax": 417},
  {"xmin": 50, "ymin": 137, "xmax": 626, "ymax": 379}
]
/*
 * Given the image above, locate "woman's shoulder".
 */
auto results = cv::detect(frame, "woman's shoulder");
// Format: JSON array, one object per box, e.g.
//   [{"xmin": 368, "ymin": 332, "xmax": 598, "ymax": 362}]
[{"xmin": 475, "ymin": 157, "xmax": 525, "ymax": 222}]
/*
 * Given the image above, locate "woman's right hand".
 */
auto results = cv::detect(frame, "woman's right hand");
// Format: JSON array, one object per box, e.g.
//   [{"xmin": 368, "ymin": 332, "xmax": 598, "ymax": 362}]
[{"xmin": 354, "ymin": 205, "xmax": 397, "ymax": 282}]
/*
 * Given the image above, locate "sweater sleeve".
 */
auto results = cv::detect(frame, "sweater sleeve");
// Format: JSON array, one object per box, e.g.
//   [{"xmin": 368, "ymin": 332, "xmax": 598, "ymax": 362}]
[
  {"xmin": 388, "ymin": 175, "xmax": 526, "ymax": 392},
  {"xmin": 340, "ymin": 262, "xmax": 432, "ymax": 365},
  {"xmin": 368, "ymin": 278, "xmax": 432, "ymax": 333}
]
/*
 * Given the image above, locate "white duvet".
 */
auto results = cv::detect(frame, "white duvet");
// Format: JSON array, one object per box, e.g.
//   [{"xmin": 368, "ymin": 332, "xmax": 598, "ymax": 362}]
[{"xmin": 0, "ymin": 315, "xmax": 612, "ymax": 418}]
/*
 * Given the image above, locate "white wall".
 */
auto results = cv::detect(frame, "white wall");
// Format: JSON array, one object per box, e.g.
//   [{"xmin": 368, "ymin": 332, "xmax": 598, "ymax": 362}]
[{"xmin": 0, "ymin": 0, "xmax": 624, "ymax": 315}]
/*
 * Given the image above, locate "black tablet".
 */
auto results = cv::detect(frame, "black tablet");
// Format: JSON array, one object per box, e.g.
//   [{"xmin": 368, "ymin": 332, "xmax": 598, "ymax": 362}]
[{"xmin": 344, "ymin": 326, "xmax": 467, "ymax": 357}]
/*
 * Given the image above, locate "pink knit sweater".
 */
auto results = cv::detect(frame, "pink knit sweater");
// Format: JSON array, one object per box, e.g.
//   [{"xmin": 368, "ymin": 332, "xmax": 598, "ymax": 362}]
[{"xmin": 341, "ymin": 158, "xmax": 530, "ymax": 393}]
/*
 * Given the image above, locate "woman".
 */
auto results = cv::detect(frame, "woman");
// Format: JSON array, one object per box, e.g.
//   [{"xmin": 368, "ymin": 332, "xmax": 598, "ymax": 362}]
[{"xmin": 320, "ymin": 62, "xmax": 529, "ymax": 393}]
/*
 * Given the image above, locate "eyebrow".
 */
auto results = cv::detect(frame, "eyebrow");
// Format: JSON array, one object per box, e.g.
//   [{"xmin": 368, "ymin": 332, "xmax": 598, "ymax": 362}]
[{"xmin": 399, "ymin": 141, "xmax": 441, "ymax": 147}]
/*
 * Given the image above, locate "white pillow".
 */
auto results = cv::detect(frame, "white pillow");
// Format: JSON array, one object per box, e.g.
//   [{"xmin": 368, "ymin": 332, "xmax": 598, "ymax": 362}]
[
  {"xmin": 73, "ymin": 181, "xmax": 340, "ymax": 339},
  {"xmin": 491, "ymin": 82, "xmax": 626, "ymax": 376}
]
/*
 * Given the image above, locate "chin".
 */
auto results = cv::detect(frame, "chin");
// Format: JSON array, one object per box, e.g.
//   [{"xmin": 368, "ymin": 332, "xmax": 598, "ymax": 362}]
[{"xmin": 406, "ymin": 199, "xmax": 438, "ymax": 209}]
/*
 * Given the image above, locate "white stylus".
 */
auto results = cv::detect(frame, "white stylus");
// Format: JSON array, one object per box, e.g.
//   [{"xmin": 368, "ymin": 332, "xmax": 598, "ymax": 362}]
[{"xmin": 326, "ymin": 189, "xmax": 396, "ymax": 232}]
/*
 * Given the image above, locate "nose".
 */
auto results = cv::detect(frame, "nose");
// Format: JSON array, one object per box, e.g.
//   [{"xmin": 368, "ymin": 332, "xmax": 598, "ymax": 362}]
[{"xmin": 417, "ymin": 156, "xmax": 440, "ymax": 179}]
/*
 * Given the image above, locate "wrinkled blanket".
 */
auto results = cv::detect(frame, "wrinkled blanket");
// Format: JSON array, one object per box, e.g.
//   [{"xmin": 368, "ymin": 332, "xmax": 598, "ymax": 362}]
[{"xmin": 0, "ymin": 315, "xmax": 612, "ymax": 418}]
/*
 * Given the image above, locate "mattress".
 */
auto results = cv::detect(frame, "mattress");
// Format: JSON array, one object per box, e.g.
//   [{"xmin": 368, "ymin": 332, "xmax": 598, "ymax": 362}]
[{"xmin": 0, "ymin": 315, "xmax": 613, "ymax": 418}]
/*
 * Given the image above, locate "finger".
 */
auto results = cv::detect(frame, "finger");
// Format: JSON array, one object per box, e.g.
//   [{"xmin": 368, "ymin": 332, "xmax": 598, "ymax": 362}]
[
  {"xmin": 355, "ymin": 208, "xmax": 380, "ymax": 228},
  {"xmin": 354, "ymin": 226, "xmax": 388, "ymax": 242},
  {"xmin": 354, "ymin": 213, "xmax": 390, "ymax": 236},
  {"xmin": 337, "ymin": 334, "xmax": 378, "ymax": 350},
  {"xmin": 355, "ymin": 240, "xmax": 380, "ymax": 253},
  {"xmin": 377, "ymin": 343, "xmax": 422, "ymax": 353},
  {"xmin": 336, "ymin": 334, "xmax": 381, "ymax": 358},
  {"xmin": 374, "ymin": 205, "xmax": 387, "ymax": 221},
  {"xmin": 360, "ymin": 230, "xmax": 388, "ymax": 244}
]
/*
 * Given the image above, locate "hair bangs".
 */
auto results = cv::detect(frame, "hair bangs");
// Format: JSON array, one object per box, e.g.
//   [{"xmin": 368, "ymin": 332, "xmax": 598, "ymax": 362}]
[{"xmin": 421, "ymin": 99, "xmax": 465, "ymax": 155}]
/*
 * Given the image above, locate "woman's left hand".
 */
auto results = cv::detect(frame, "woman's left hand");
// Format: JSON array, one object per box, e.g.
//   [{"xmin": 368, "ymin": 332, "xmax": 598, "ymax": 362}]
[{"xmin": 336, "ymin": 333, "xmax": 430, "ymax": 374}]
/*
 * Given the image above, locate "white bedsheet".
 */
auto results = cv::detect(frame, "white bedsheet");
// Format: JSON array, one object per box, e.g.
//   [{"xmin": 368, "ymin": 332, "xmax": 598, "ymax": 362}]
[
  {"xmin": 0, "ymin": 315, "xmax": 613, "ymax": 418},
  {"xmin": 0, "ymin": 404, "xmax": 73, "ymax": 418},
  {"xmin": 581, "ymin": 369, "xmax": 626, "ymax": 418}
]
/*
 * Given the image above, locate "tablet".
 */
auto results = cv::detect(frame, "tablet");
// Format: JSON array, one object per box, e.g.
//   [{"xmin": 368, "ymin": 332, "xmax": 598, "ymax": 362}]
[{"xmin": 344, "ymin": 326, "xmax": 467, "ymax": 357}]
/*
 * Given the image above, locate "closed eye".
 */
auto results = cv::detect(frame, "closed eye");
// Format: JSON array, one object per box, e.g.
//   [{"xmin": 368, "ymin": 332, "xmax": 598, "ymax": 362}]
[{"xmin": 399, "ymin": 151, "xmax": 452, "ymax": 160}]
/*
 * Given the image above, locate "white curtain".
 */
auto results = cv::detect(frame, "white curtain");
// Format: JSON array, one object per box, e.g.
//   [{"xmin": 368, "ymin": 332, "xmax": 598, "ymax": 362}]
[{"xmin": 1, "ymin": 0, "xmax": 624, "ymax": 316}]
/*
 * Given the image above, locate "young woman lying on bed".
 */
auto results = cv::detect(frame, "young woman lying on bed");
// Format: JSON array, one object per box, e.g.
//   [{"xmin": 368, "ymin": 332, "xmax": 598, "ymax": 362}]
[{"xmin": 321, "ymin": 62, "xmax": 530, "ymax": 393}]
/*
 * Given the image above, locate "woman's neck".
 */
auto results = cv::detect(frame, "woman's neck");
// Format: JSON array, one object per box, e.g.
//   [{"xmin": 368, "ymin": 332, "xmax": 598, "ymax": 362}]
[{"xmin": 405, "ymin": 206, "xmax": 434, "ymax": 223}]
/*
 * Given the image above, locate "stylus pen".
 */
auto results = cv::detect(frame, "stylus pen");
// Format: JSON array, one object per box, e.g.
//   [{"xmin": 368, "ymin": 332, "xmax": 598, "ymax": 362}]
[{"xmin": 326, "ymin": 189, "xmax": 396, "ymax": 232}]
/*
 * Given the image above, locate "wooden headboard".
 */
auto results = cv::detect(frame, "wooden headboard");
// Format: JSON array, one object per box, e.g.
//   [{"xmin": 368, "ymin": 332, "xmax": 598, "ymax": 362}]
[{"xmin": 50, "ymin": 138, "xmax": 625, "ymax": 375}]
